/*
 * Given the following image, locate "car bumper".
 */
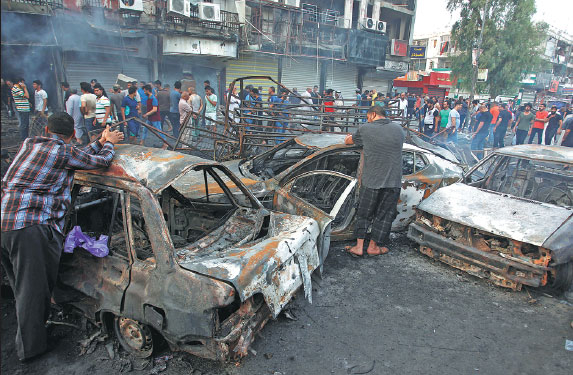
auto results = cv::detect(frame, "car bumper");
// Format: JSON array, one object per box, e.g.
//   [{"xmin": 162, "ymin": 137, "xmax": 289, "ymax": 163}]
[{"xmin": 407, "ymin": 222, "xmax": 549, "ymax": 290}]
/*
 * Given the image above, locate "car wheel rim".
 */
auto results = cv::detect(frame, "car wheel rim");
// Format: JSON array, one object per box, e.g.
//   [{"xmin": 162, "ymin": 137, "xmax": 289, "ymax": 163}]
[{"xmin": 115, "ymin": 316, "xmax": 153, "ymax": 357}]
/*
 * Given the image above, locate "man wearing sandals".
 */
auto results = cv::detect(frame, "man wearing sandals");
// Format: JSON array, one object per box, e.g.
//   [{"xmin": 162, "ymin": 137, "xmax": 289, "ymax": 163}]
[{"xmin": 344, "ymin": 106, "xmax": 404, "ymax": 256}]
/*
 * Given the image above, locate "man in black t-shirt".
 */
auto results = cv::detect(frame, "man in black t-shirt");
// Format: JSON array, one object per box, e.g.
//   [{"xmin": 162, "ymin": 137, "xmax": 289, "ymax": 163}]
[
  {"xmin": 493, "ymin": 103, "xmax": 513, "ymax": 148},
  {"xmin": 561, "ymin": 115, "xmax": 573, "ymax": 147},
  {"xmin": 545, "ymin": 105, "xmax": 563, "ymax": 145},
  {"xmin": 472, "ymin": 105, "xmax": 493, "ymax": 159}
]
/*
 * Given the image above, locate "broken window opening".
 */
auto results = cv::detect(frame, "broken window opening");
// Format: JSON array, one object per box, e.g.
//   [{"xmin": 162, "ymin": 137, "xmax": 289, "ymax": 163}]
[
  {"xmin": 248, "ymin": 139, "xmax": 316, "ymax": 179},
  {"xmin": 70, "ymin": 184, "xmax": 128, "ymax": 259},
  {"xmin": 129, "ymin": 195, "xmax": 154, "ymax": 262}
]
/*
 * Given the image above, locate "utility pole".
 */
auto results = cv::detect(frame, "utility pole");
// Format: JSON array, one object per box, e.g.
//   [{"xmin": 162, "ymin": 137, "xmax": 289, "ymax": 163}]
[{"xmin": 470, "ymin": 0, "xmax": 488, "ymax": 103}]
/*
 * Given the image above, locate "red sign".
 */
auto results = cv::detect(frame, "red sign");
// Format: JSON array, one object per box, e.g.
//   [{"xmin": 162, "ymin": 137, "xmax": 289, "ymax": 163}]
[
  {"xmin": 391, "ymin": 40, "xmax": 408, "ymax": 57},
  {"xmin": 549, "ymin": 80, "xmax": 559, "ymax": 92}
]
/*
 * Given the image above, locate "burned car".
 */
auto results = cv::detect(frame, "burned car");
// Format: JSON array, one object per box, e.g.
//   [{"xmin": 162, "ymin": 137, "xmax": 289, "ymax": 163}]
[
  {"xmin": 55, "ymin": 145, "xmax": 353, "ymax": 361},
  {"xmin": 408, "ymin": 145, "xmax": 573, "ymax": 292},
  {"xmin": 222, "ymin": 133, "xmax": 463, "ymax": 240}
]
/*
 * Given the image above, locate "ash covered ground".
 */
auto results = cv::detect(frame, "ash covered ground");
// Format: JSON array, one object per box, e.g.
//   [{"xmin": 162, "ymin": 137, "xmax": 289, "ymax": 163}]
[{"xmin": 2, "ymin": 236, "xmax": 572, "ymax": 375}]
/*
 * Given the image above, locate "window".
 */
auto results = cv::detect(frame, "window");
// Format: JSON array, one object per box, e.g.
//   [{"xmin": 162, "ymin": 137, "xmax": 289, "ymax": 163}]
[
  {"xmin": 289, "ymin": 173, "xmax": 353, "ymax": 217},
  {"xmin": 414, "ymin": 153, "xmax": 428, "ymax": 173},
  {"xmin": 464, "ymin": 155, "xmax": 498, "ymax": 184},
  {"xmin": 129, "ymin": 195, "xmax": 154, "ymax": 261},
  {"xmin": 71, "ymin": 185, "xmax": 128, "ymax": 259},
  {"xmin": 249, "ymin": 140, "xmax": 315, "ymax": 179},
  {"xmin": 287, "ymin": 150, "xmax": 362, "ymax": 181},
  {"xmin": 402, "ymin": 151, "xmax": 415, "ymax": 175}
]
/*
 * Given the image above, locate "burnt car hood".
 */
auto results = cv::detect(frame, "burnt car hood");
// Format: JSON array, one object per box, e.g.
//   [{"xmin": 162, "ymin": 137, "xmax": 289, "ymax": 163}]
[
  {"xmin": 176, "ymin": 212, "xmax": 320, "ymax": 318},
  {"xmin": 416, "ymin": 184, "xmax": 573, "ymax": 248}
]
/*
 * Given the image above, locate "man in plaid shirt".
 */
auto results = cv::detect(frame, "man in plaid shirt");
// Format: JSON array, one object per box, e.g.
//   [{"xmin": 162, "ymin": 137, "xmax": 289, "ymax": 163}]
[
  {"xmin": 344, "ymin": 106, "xmax": 405, "ymax": 257},
  {"xmin": 1, "ymin": 112, "xmax": 123, "ymax": 361}
]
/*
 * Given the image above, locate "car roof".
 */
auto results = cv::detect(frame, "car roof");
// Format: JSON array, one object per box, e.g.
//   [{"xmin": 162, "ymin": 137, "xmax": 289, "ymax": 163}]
[
  {"xmin": 294, "ymin": 132, "xmax": 426, "ymax": 153},
  {"xmin": 494, "ymin": 145, "xmax": 573, "ymax": 163},
  {"xmin": 76, "ymin": 144, "xmax": 217, "ymax": 193}
]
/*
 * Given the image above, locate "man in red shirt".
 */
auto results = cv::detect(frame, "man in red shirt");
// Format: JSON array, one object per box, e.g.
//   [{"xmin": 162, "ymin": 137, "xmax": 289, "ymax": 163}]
[{"xmin": 528, "ymin": 103, "xmax": 548, "ymax": 144}]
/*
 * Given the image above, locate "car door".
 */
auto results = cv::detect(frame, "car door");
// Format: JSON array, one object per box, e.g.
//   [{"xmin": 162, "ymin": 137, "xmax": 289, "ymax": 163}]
[
  {"xmin": 274, "ymin": 170, "xmax": 357, "ymax": 272},
  {"xmin": 397, "ymin": 150, "xmax": 443, "ymax": 230},
  {"xmin": 57, "ymin": 183, "xmax": 132, "ymax": 317}
]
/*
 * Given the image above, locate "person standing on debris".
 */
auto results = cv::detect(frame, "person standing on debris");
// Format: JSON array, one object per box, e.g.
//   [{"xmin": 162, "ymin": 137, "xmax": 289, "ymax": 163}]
[
  {"xmin": 471, "ymin": 105, "xmax": 493, "ymax": 159},
  {"xmin": 80, "ymin": 82, "xmax": 97, "ymax": 141},
  {"xmin": 65, "ymin": 89, "xmax": 85, "ymax": 145},
  {"xmin": 169, "ymin": 81, "xmax": 182, "ymax": 139},
  {"xmin": 141, "ymin": 84, "xmax": 166, "ymax": 149},
  {"xmin": 528, "ymin": 103, "xmax": 548, "ymax": 144},
  {"xmin": 544, "ymin": 105, "xmax": 563, "ymax": 145},
  {"xmin": 445, "ymin": 101, "xmax": 461, "ymax": 143},
  {"xmin": 204, "ymin": 86, "xmax": 218, "ymax": 131},
  {"xmin": 12, "ymin": 78, "xmax": 31, "ymax": 140},
  {"xmin": 492, "ymin": 103, "xmax": 512, "ymax": 148},
  {"xmin": 513, "ymin": 103, "xmax": 535, "ymax": 145},
  {"xmin": 1, "ymin": 112, "xmax": 123, "ymax": 362},
  {"xmin": 121, "ymin": 86, "xmax": 140, "ymax": 144},
  {"xmin": 344, "ymin": 106, "xmax": 404, "ymax": 257},
  {"xmin": 155, "ymin": 81, "xmax": 170, "ymax": 132}
]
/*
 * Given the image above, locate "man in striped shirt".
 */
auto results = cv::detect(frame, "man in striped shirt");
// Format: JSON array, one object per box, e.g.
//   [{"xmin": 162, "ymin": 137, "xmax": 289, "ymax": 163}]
[
  {"xmin": 1, "ymin": 112, "xmax": 123, "ymax": 361},
  {"xmin": 94, "ymin": 83, "xmax": 112, "ymax": 129},
  {"xmin": 11, "ymin": 78, "xmax": 31, "ymax": 140}
]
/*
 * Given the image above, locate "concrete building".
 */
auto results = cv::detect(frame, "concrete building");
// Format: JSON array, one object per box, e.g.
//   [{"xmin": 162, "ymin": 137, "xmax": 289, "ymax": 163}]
[
  {"xmin": 1, "ymin": 0, "xmax": 417, "ymax": 109},
  {"xmin": 409, "ymin": 30, "xmax": 454, "ymax": 73}
]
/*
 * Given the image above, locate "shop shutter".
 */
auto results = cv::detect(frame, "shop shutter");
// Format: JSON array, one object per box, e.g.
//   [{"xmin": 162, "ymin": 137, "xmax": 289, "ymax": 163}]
[
  {"xmin": 280, "ymin": 57, "xmax": 321, "ymax": 93},
  {"xmin": 63, "ymin": 51, "xmax": 151, "ymax": 92},
  {"xmin": 427, "ymin": 87, "xmax": 446, "ymax": 101},
  {"xmin": 362, "ymin": 70, "xmax": 390, "ymax": 96},
  {"xmin": 325, "ymin": 61, "xmax": 358, "ymax": 104},
  {"xmin": 408, "ymin": 87, "xmax": 424, "ymax": 96},
  {"xmin": 225, "ymin": 53, "xmax": 279, "ymax": 91}
]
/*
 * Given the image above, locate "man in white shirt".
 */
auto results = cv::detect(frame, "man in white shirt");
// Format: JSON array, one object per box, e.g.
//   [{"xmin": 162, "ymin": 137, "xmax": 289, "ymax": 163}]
[
  {"xmin": 65, "ymin": 89, "xmax": 86, "ymax": 144},
  {"xmin": 32, "ymin": 80, "xmax": 48, "ymax": 116},
  {"xmin": 446, "ymin": 101, "xmax": 461, "ymax": 143},
  {"xmin": 398, "ymin": 92, "xmax": 408, "ymax": 118}
]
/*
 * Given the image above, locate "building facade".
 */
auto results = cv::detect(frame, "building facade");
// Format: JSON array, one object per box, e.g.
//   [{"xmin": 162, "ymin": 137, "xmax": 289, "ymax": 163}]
[{"xmin": 1, "ymin": 0, "xmax": 416, "ymax": 110}]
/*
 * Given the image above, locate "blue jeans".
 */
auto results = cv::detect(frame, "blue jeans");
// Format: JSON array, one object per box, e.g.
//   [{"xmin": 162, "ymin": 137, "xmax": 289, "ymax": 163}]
[
  {"xmin": 447, "ymin": 130, "xmax": 458, "ymax": 143},
  {"xmin": 516, "ymin": 129, "xmax": 528, "ymax": 145},
  {"xmin": 141, "ymin": 120, "xmax": 165, "ymax": 140},
  {"xmin": 528, "ymin": 128, "xmax": 543, "ymax": 144},
  {"xmin": 472, "ymin": 131, "xmax": 488, "ymax": 159},
  {"xmin": 17, "ymin": 111, "xmax": 30, "ymax": 140},
  {"xmin": 168, "ymin": 112, "xmax": 180, "ymax": 138}
]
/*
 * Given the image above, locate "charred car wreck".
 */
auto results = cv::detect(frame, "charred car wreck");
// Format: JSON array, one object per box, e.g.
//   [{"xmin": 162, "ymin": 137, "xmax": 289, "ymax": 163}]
[
  {"xmin": 55, "ymin": 145, "xmax": 348, "ymax": 361},
  {"xmin": 408, "ymin": 145, "xmax": 573, "ymax": 292}
]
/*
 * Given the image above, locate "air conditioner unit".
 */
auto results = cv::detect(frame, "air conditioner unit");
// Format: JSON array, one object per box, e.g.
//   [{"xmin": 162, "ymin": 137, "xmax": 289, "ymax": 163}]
[
  {"xmin": 376, "ymin": 21, "xmax": 387, "ymax": 33},
  {"xmin": 284, "ymin": 0, "xmax": 300, "ymax": 7},
  {"xmin": 119, "ymin": 0, "xmax": 143, "ymax": 12},
  {"xmin": 360, "ymin": 17, "xmax": 375, "ymax": 30},
  {"xmin": 168, "ymin": 0, "xmax": 191, "ymax": 18},
  {"xmin": 199, "ymin": 3, "xmax": 221, "ymax": 22}
]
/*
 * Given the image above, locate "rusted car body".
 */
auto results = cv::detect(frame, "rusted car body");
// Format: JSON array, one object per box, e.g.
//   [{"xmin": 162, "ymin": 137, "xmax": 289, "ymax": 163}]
[
  {"xmin": 408, "ymin": 145, "xmax": 573, "ymax": 292},
  {"xmin": 55, "ymin": 145, "xmax": 351, "ymax": 361},
  {"xmin": 219, "ymin": 133, "xmax": 463, "ymax": 240}
]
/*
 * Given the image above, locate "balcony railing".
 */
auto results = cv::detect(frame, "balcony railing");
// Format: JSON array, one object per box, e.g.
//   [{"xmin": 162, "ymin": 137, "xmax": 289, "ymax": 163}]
[{"xmin": 164, "ymin": 10, "xmax": 240, "ymax": 35}]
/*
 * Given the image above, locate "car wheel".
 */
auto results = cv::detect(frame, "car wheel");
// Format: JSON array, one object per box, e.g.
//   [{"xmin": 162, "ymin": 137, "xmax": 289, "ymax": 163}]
[
  {"xmin": 546, "ymin": 262, "xmax": 573, "ymax": 292},
  {"xmin": 114, "ymin": 316, "xmax": 154, "ymax": 358}
]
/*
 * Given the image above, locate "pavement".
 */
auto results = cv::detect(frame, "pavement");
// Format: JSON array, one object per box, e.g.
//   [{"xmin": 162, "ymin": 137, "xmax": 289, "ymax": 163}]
[{"xmin": 2, "ymin": 235, "xmax": 572, "ymax": 375}]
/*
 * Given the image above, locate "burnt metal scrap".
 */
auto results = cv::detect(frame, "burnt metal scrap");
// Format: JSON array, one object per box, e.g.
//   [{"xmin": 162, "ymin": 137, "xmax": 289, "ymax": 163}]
[
  {"xmin": 55, "ymin": 145, "xmax": 333, "ymax": 361},
  {"xmin": 173, "ymin": 76, "xmax": 415, "ymax": 161},
  {"xmin": 408, "ymin": 145, "xmax": 573, "ymax": 292}
]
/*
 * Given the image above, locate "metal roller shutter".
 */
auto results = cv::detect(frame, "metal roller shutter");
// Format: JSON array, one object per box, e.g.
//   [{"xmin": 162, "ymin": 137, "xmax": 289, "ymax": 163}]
[
  {"xmin": 362, "ymin": 71, "xmax": 390, "ymax": 95},
  {"xmin": 64, "ymin": 52, "xmax": 151, "ymax": 92},
  {"xmin": 427, "ymin": 87, "xmax": 446, "ymax": 102},
  {"xmin": 325, "ymin": 61, "xmax": 358, "ymax": 104},
  {"xmin": 280, "ymin": 57, "xmax": 321, "ymax": 93},
  {"xmin": 225, "ymin": 53, "xmax": 279, "ymax": 90}
]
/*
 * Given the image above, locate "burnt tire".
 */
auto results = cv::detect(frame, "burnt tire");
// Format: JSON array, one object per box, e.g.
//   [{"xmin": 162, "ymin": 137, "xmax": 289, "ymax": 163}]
[
  {"xmin": 113, "ymin": 316, "xmax": 154, "ymax": 358},
  {"xmin": 545, "ymin": 262, "xmax": 573, "ymax": 293}
]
